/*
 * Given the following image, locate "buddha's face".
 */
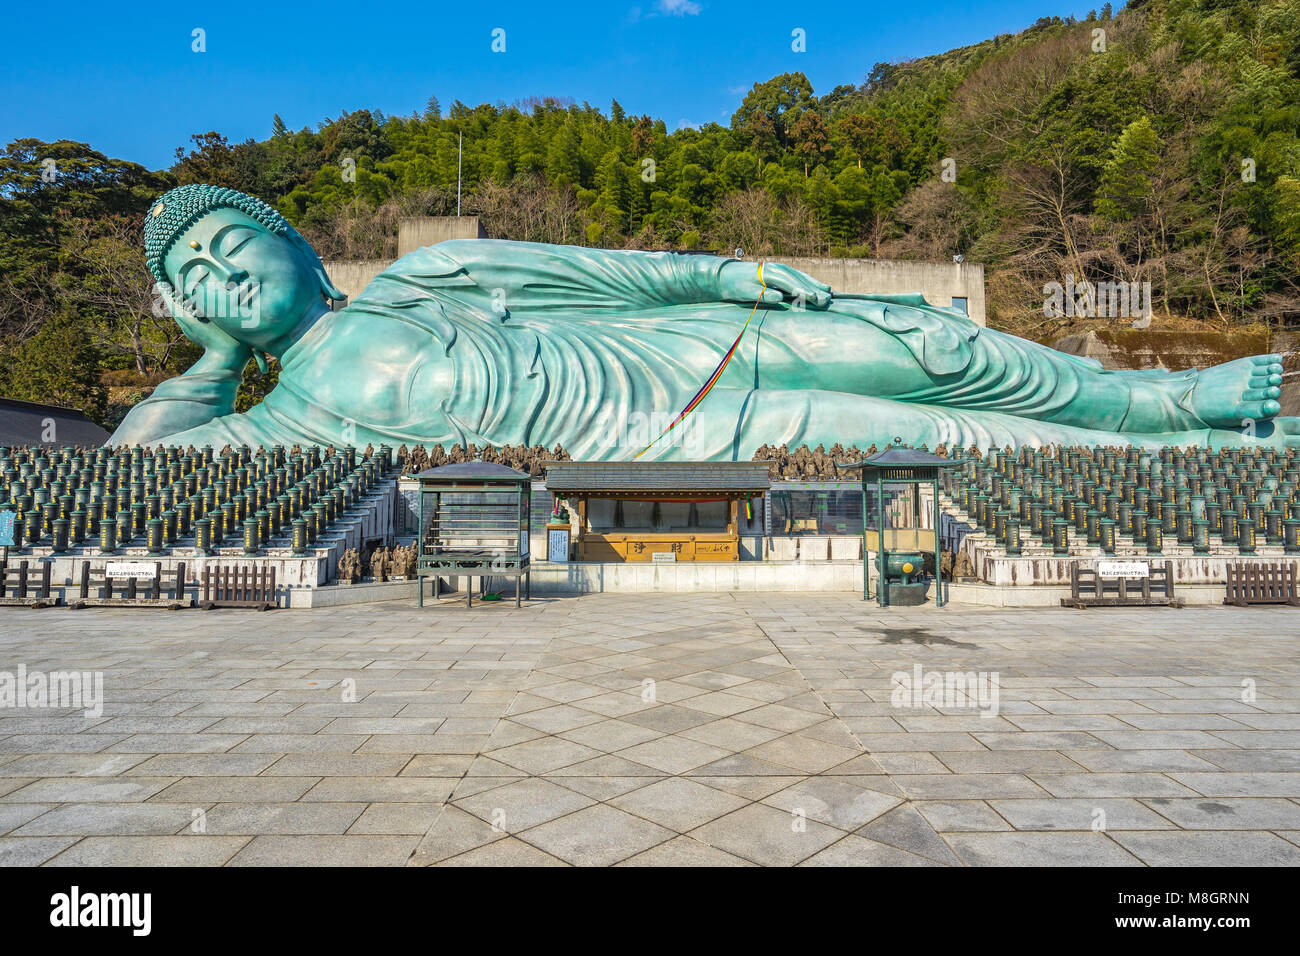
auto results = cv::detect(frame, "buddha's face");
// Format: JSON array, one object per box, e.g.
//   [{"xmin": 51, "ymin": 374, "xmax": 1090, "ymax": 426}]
[{"xmin": 163, "ymin": 207, "xmax": 322, "ymax": 348}]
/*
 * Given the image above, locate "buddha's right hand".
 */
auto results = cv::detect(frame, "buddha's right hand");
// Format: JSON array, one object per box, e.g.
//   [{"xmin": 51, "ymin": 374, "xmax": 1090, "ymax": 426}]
[
  {"xmin": 172, "ymin": 301, "xmax": 254, "ymax": 377},
  {"xmin": 717, "ymin": 260, "xmax": 832, "ymax": 309}
]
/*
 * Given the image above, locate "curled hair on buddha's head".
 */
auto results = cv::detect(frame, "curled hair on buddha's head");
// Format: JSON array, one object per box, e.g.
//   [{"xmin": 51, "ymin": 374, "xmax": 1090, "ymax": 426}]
[{"xmin": 143, "ymin": 183, "xmax": 344, "ymax": 302}]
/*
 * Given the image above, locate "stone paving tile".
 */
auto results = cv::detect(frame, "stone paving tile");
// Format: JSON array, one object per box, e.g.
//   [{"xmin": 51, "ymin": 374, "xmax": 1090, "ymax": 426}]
[
  {"xmin": 485, "ymin": 738, "xmax": 604, "ymax": 775},
  {"xmin": 933, "ymin": 750, "xmax": 1086, "ymax": 774},
  {"xmin": 408, "ymin": 805, "xmax": 505, "ymax": 864},
  {"xmin": 347, "ymin": 803, "xmax": 443, "ymax": 835},
  {"xmin": 2, "ymin": 598, "xmax": 1298, "ymax": 866},
  {"xmin": 0, "ymin": 734, "xmax": 130, "ymax": 754},
  {"xmin": 202, "ymin": 802, "xmax": 367, "ymax": 835},
  {"xmin": 438, "ymin": 836, "xmax": 568, "ymax": 866},
  {"xmin": 615, "ymin": 737, "xmax": 731, "ymax": 775},
  {"xmin": 0, "ymin": 754, "xmax": 147, "ymax": 777},
  {"xmin": 262, "ymin": 754, "xmax": 413, "ymax": 776},
  {"xmin": 42, "ymin": 836, "xmax": 251, "ymax": 866},
  {"xmin": 126, "ymin": 754, "xmax": 278, "ymax": 777},
  {"xmin": 761, "ymin": 777, "xmax": 901, "ymax": 830},
  {"xmin": 857, "ymin": 805, "xmax": 963, "ymax": 865},
  {"xmin": 914, "ymin": 800, "xmax": 1012, "ymax": 832},
  {"xmin": 1110, "ymin": 831, "xmax": 1300, "ymax": 866},
  {"xmin": 456, "ymin": 778, "xmax": 596, "ymax": 832},
  {"xmin": 517, "ymin": 804, "xmax": 675, "ymax": 866},
  {"xmin": 228, "ymin": 835, "xmax": 420, "ymax": 866},
  {"xmin": 618, "ymin": 834, "xmax": 755, "ymax": 866},
  {"xmin": 1168, "ymin": 772, "xmax": 1300, "ymax": 797},
  {"xmin": 0, "ymin": 804, "xmax": 56, "ymax": 834},
  {"xmin": 1188, "ymin": 750, "xmax": 1300, "ymax": 771},
  {"xmin": 1140, "ymin": 797, "xmax": 1300, "ymax": 829},
  {"xmin": 0, "ymin": 837, "xmax": 82, "ymax": 866},
  {"xmin": 892, "ymin": 774, "xmax": 1051, "ymax": 800},
  {"xmin": 608, "ymin": 777, "xmax": 747, "ymax": 832},
  {"xmin": 944, "ymin": 832, "xmax": 1144, "ymax": 866},
  {"xmin": 1060, "ymin": 750, "xmax": 1222, "ymax": 772},
  {"xmin": 151, "ymin": 776, "xmax": 320, "ymax": 804},
  {"xmin": 4, "ymin": 776, "xmax": 178, "ymax": 804},
  {"xmin": 299, "ymin": 776, "xmax": 458, "ymax": 803},
  {"xmin": 799, "ymin": 834, "xmax": 942, "ymax": 866},
  {"xmin": 690, "ymin": 802, "xmax": 843, "ymax": 866},
  {"xmin": 1027, "ymin": 773, "xmax": 1202, "ymax": 798},
  {"xmin": 548, "ymin": 774, "xmax": 663, "ymax": 801},
  {"xmin": 12, "ymin": 804, "xmax": 197, "ymax": 836},
  {"xmin": 990, "ymin": 798, "xmax": 1176, "ymax": 831}
]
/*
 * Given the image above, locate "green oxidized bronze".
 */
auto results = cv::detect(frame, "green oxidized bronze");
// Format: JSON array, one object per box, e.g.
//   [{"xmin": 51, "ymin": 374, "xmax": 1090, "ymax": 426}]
[{"xmin": 111, "ymin": 184, "xmax": 1298, "ymax": 456}]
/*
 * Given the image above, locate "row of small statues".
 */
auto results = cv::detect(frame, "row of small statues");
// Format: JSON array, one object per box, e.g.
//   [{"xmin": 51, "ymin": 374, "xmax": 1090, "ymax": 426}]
[
  {"xmin": 396, "ymin": 437, "xmax": 1225, "ymax": 484},
  {"xmin": 391, "ymin": 440, "xmax": 950, "ymax": 481},
  {"xmin": 751, "ymin": 443, "xmax": 951, "ymax": 478},
  {"xmin": 336, "ymin": 543, "xmax": 418, "ymax": 583},
  {"xmin": 396, "ymin": 443, "xmax": 571, "ymax": 478}
]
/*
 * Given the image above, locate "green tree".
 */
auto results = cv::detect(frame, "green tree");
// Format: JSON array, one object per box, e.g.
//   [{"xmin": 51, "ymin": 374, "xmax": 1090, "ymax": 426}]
[{"xmin": 1095, "ymin": 116, "xmax": 1163, "ymax": 221}]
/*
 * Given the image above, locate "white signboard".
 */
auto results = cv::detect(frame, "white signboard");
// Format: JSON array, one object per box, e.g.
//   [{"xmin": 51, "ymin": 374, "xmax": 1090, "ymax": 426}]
[
  {"xmin": 547, "ymin": 528, "xmax": 570, "ymax": 563},
  {"xmin": 1097, "ymin": 560, "xmax": 1148, "ymax": 579},
  {"xmin": 651, "ymin": 551, "xmax": 677, "ymax": 564},
  {"xmin": 106, "ymin": 561, "xmax": 158, "ymax": 579}
]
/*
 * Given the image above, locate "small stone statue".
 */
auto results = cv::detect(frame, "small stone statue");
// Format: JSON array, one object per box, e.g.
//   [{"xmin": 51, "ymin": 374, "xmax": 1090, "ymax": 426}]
[
  {"xmin": 952, "ymin": 549, "xmax": 975, "ymax": 580},
  {"xmin": 391, "ymin": 544, "xmax": 416, "ymax": 578},
  {"xmin": 337, "ymin": 548, "xmax": 361, "ymax": 584},
  {"xmin": 368, "ymin": 546, "xmax": 390, "ymax": 582}
]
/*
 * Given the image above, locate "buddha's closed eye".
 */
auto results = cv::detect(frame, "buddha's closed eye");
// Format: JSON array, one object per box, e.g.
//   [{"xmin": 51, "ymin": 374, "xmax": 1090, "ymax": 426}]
[
  {"xmin": 220, "ymin": 227, "xmax": 258, "ymax": 258},
  {"xmin": 182, "ymin": 264, "xmax": 211, "ymax": 298}
]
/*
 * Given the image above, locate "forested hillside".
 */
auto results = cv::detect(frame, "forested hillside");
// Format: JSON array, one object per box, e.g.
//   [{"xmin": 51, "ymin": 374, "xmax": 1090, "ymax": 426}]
[{"xmin": 2, "ymin": 0, "xmax": 1297, "ymax": 424}]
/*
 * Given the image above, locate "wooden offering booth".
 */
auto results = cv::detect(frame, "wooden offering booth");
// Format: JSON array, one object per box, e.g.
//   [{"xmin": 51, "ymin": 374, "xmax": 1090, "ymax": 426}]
[{"xmin": 544, "ymin": 461, "xmax": 770, "ymax": 563}]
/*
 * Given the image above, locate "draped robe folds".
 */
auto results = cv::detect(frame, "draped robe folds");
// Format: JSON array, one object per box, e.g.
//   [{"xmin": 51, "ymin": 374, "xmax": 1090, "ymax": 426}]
[{"xmin": 114, "ymin": 240, "xmax": 1232, "ymax": 455}]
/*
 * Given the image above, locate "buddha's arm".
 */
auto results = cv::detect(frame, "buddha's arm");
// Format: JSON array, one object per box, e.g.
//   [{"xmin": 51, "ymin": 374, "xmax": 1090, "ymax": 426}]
[
  {"xmin": 107, "ymin": 365, "xmax": 243, "ymax": 446},
  {"xmin": 386, "ymin": 239, "xmax": 735, "ymax": 313}
]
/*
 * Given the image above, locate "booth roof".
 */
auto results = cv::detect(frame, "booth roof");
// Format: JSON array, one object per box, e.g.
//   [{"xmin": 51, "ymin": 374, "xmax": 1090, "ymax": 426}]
[
  {"xmin": 543, "ymin": 460, "xmax": 772, "ymax": 494},
  {"xmin": 414, "ymin": 460, "xmax": 530, "ymax": 481},
  {"xmin": 836, "ymin": 446, "xmax": 958, "ymax": 471}
]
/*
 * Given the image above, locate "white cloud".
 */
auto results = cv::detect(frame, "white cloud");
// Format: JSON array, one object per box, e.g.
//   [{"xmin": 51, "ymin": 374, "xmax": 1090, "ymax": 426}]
[{"xmin": 658, "ymin": 0, "xmax": 702, "ymax": 16}]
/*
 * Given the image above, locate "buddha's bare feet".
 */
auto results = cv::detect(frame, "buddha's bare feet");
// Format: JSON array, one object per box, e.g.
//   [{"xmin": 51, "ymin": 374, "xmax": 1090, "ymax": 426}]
[{"xmin": 1188, "ymin": 354, "xmax": 1283, "ymax": 428}]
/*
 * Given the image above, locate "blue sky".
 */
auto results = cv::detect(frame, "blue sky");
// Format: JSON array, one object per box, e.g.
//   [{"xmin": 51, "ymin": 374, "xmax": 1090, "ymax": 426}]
[{"xmin": 2, "ymin": 0, "xmax": 1105, "ymax": 170}]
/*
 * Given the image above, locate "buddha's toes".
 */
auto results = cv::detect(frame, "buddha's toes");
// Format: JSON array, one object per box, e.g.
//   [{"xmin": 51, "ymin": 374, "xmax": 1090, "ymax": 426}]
[{"xmin": 1189, "ymin": 354, "xmax": 1284, "ymax": 428}]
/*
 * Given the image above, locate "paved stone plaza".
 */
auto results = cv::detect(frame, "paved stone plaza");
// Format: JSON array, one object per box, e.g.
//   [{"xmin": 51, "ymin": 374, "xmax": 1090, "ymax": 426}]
[{"xmin": 0, "ymin": 594, "xmax": 1298, "ymax": 866}]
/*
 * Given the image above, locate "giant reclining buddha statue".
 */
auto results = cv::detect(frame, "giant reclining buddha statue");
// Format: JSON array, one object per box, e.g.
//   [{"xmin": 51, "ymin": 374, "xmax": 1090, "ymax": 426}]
[{"xmin": 109, "ymin": 184, "xmax": 1298, "ymax": 456}]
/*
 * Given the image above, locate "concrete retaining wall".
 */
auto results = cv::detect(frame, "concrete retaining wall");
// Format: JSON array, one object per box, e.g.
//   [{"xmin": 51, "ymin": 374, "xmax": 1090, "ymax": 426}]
[
  {"xmin": 323, "ymin": 235, "xmax": 986, "ymax": 325},
  {"xmin": 772, "ymin": 256, "xmax": 985, "ymax": 325},
  {"xmin": 397, "ymin": 217, "xmax": 487, "ymax": 256}
]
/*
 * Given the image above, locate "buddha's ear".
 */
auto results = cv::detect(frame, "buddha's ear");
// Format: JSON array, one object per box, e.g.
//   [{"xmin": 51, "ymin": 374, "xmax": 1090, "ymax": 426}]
[
  {"xmin": 315, "ymin": 264, "xmax": 346, "ymax": 303},
  {"xmin": 287, "ymin": 228, "xmax": 346, "ymax": 302}
]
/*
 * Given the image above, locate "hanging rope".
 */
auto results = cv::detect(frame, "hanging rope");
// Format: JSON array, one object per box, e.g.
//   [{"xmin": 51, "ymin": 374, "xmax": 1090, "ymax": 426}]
[{"xmin": 634, "ymin": 261, "xmax": 767, "ymax": 460}]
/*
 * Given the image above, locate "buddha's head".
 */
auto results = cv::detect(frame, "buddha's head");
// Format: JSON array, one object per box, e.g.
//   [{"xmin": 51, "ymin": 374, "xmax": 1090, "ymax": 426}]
[{"xmin": 145, "ymin": 184, "xmax": 343, "ymax": 352}]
